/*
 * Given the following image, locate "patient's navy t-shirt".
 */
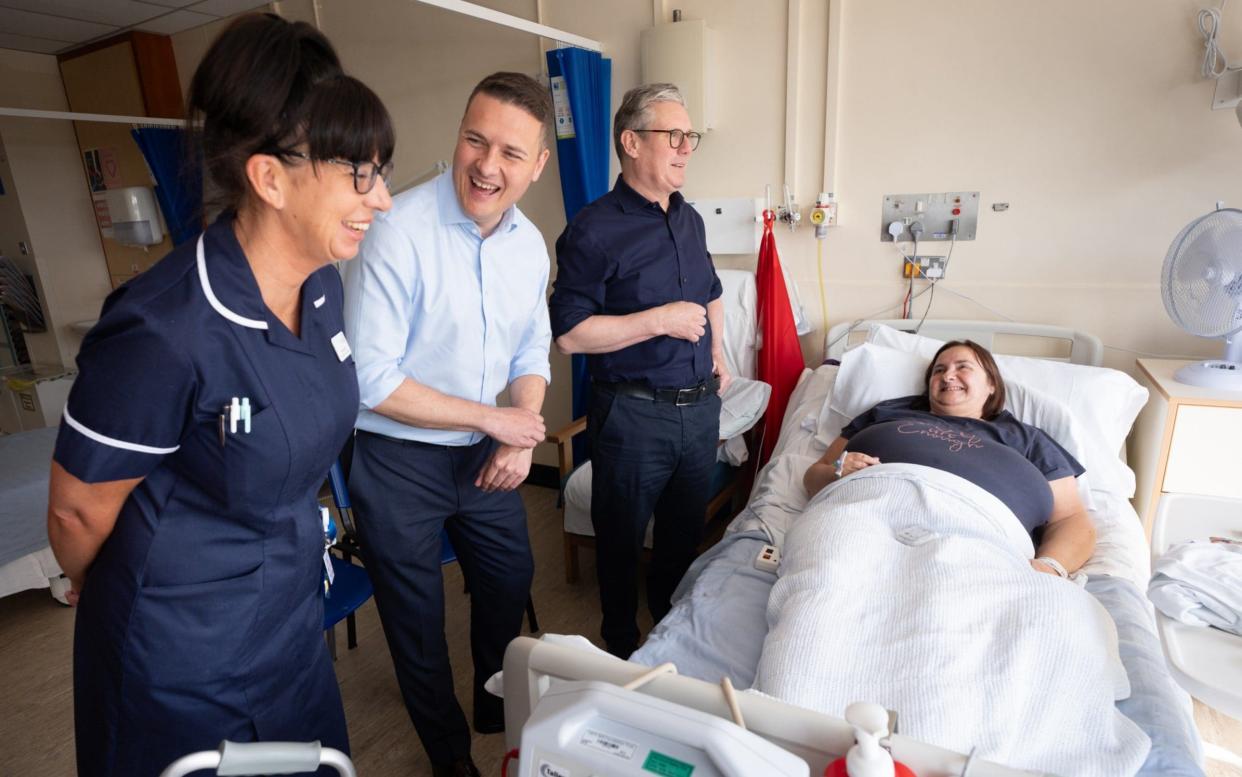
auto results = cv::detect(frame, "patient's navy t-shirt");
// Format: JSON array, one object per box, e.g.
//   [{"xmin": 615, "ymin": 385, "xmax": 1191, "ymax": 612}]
[{"xmin": 840, "ymin": 395, "xmax": 1084, "ymax": 534}]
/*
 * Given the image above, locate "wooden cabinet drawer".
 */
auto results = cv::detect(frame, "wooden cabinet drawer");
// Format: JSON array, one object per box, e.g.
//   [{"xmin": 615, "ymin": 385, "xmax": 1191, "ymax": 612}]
[{"xmin": 1162, "ymin": 404, "xmax": 1242, "ymax": 498}]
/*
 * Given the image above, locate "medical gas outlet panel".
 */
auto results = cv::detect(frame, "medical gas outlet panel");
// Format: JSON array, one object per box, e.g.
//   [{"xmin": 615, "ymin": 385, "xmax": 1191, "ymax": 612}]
[{"xmin": 880, "ymin": 191, "xmax": 979, "ymax": 242}]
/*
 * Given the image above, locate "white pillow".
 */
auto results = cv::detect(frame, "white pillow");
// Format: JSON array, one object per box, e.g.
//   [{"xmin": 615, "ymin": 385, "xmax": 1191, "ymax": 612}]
[
  {"xmin": 828, "ymin": 342, "xmax": 1097, "ymax": 509},
  {"xmin": 864, "ymin": 325, "xmax": 1148, "ymax": 497}
]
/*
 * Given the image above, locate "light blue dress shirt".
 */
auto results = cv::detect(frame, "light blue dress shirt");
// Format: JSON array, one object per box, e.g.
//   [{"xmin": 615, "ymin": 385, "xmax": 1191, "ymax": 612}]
[{"xmin": 342, "ymin": 171, "xmax": 552, "ymax": 445}]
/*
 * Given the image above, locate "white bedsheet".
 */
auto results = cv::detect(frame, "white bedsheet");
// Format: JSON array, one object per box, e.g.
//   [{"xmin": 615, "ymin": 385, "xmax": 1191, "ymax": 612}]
[
  {"xmin": 0, "ymin": 546, "xmax": 63, "ymax": 600},
  {"xmin": 754, "ymin": 462, "xmax": 1151, "ymax": 777}
]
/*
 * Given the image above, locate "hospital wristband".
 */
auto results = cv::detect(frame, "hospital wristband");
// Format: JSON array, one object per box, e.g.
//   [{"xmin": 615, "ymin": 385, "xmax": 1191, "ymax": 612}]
[
  {"xmin": 833, "ymin": 456, "xmax": 845, "ymax": 478},
  {"xmin": 1034, "ymin": 556, "xmax": 1068, "ymax": 578}
]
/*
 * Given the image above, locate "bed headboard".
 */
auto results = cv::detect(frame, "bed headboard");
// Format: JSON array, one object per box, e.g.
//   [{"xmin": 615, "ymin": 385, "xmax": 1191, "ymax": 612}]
[{"xmin": 825, "ymin": 319, "xmax": 1103, "ymax": 367}]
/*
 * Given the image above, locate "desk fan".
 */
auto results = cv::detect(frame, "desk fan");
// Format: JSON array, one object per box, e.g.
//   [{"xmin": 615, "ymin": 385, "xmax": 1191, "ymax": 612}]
[{"xmin": 1162, "ymin": 207, "xmax": 1242, "ymax": 389}]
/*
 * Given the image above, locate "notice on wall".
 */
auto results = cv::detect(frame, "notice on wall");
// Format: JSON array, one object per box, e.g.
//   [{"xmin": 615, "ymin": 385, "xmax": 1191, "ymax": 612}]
[
  {"xmin": 83, "ymin": 148, "xmax": 105, "ymax": 192},
  {"xmin": 93, "ymin": 196, "xmax": 112, "ymax": 230},
  {"xmin": 550, "ymin": 76, "xmax": 576, "ymax": 140},
  {"xmin": 100, "ymin": 147, "xmax": 121, "ymax": 189}
]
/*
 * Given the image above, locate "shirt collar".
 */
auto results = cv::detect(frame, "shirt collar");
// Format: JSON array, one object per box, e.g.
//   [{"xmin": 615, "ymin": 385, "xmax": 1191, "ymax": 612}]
[
  {"xmin": 613, "ymin": 174, "xmax": 685, "ymax": 215},
  {"xmin": 435, "ymin": 170, "xmax": 522, "ymax": 237},
  {"xmin": 197, "ymin": 216, "xmax": 331, "ymax": 352},
  {"xmin": 198, "ymin": 215, "xmax": 270, "ymax": 330}
]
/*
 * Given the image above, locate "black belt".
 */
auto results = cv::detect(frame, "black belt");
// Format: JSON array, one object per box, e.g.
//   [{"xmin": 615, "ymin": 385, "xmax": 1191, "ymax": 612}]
[{"xmin": 602, "ymin": 378, "xmax": 718, "ymax": 406}]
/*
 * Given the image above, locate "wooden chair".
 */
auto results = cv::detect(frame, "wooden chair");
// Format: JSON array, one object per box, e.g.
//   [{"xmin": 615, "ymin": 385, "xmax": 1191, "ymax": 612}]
[{"xmin": 548, "ymin": 421, "xmax": 747, "ymax": 583}]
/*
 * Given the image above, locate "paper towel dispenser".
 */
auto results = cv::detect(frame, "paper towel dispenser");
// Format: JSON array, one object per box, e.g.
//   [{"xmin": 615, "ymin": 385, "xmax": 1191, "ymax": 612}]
[{"xmin": 93, "ymin": 186, "xmax": 165, "ymax": 246}]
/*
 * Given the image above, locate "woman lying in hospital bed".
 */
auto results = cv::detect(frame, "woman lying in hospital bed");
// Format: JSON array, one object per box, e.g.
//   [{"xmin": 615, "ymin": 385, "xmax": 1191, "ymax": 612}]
[
  {"xmin": 804, "ymin": 339, "xmax": 1096, "ymax": 578},
  {"xmin": 753, "ymin": 339, "xmax": 1151, "ymax": 776}
]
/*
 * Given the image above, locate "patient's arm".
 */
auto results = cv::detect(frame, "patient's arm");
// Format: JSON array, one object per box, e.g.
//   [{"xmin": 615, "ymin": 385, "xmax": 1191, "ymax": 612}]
[
  {"xmin": 804, "ymin": 437, "xmax": 849, "ymax": 497},
  {"xmin": 804, "ymin": 437, "xmax": 882, "ymax": 497},
  {"xmin": 47, "ymin": 460, "xmax": 141, "ymax": 604},
  {"xmin": 1032, "ymin": 476, "xmax": 1096, "ymax": 575}
]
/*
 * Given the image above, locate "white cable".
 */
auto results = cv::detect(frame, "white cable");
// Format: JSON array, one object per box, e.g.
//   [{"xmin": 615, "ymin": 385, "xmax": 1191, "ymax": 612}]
[
  {"xmin": 933, "ymin": 284, "xmax": 1018, "ymax": 322},
  {"xmin": 824, "ymin": 285, "xmax": 936, "ymax": 353},
  {"xmin": 1200, "ymin": 3, "xmax": 1230, "ymax": 79}
]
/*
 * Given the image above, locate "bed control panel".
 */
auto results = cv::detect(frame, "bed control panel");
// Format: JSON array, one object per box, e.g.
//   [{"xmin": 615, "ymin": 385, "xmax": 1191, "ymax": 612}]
[{"xmin": 754, "ymin": 543, "xmax": 781, "ymax": 573}]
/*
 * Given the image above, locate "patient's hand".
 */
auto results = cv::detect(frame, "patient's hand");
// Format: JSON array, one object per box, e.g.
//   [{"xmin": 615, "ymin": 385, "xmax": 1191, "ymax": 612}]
[{"xmin": 839, "ymin": 451, "xmax": 880, "ymax": 477}]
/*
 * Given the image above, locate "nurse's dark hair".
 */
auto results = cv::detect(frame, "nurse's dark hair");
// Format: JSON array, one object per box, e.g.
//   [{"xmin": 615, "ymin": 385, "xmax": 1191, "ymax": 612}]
[
  {"xmin": 186, "ymin": 13, "xmax": 395, "ymax": 214},
  {"xmin": 923, "ymin": 340, "xmax": 1007, "ymax": 420}
]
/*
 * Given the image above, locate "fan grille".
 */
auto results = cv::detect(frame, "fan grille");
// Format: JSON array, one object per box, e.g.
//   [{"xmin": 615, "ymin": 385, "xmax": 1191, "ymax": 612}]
[{"xmin": 1162, "ymin": 209, "xmax": 1242, "ymax": 338}]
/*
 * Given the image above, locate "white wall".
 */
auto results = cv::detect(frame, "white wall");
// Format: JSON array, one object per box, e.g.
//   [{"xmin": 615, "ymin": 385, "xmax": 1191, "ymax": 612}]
[{"xmin": 0, "ymin": 49, "xmax": 111, "ymax": 368}]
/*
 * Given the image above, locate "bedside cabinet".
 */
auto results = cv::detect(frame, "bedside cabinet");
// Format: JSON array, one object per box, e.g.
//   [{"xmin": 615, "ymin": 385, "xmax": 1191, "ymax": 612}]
[{"xmin": 1129, "ymin": 358, "xmax": 1242, "ymax": 537}]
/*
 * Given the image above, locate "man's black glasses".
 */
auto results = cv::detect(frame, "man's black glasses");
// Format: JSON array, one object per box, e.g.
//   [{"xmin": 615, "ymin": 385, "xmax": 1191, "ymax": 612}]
[{"xmin": 634, "ymin": 128, "xmax": 702, "ymax": 151}]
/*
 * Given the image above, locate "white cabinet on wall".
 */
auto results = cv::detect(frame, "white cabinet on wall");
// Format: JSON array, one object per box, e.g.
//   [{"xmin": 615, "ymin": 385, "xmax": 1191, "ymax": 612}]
[{"xmin": 1128, "ymin": 358, "xmax": 1242, "ymax": 536}]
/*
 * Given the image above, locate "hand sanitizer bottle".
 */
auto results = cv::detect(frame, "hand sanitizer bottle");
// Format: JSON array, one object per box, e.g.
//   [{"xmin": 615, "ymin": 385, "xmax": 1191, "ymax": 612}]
[{"xmin": 823, "ymin": 702, "xmax": 917, "ymax": 777}]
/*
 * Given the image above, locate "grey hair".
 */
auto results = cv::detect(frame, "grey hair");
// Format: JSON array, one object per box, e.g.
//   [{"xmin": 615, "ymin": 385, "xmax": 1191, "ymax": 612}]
[{"xmin": 612, "ymin": 82, "xmax": 686, "ymax": 161}]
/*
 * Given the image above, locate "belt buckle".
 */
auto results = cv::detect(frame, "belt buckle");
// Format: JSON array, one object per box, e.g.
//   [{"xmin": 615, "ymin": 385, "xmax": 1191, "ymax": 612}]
[{"xmin": 675, "ymin": 386, "xmax": 699, "ymax": 406}]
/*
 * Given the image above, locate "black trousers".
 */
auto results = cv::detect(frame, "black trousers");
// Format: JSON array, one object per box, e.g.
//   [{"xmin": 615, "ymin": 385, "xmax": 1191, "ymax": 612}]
[
  {"xmin": 349, "ymin": 431, "xmax": 533, "ymax": 765},
  {"xmin": 588, "ymin": 386, "xmax": 721, "ymax": 655}
]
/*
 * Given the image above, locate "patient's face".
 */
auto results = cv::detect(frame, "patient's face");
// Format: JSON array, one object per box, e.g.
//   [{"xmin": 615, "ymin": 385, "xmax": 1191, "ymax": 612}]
[{"xmin": 928, "ymin": 346, "xmax": 994, "ymax": 419}]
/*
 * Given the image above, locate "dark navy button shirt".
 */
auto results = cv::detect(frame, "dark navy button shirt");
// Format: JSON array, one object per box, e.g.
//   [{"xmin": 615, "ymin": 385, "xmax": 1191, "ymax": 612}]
[{"xmin": 549, "ymin": 176, "xmax": 722, "ymax": 389}]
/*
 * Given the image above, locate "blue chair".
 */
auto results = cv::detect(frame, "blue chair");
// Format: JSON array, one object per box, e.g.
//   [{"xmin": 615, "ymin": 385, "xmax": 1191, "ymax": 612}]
[{"xmin": 322, "ymin": 460, "xmax": 373, "ymax": 660}]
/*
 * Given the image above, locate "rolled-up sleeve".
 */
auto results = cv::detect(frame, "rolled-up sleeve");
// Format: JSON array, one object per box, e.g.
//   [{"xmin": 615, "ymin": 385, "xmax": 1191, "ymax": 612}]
[
  {"xmin": 549, "ymin": 223, "xmax": 608, "ymax": 339},
  {"xmin": 55, "ymin": 302, "xmax": 195, "ymax": 482},
  {"xmin": 708, "ymin": 258, "xmax": 722, "ymax": 302},
  {"xmin": 509, "ymin": 249, "xmax": 553, "ymax": 385},
  {"xmin": 343, "ymin": 216, "xmax": 417, "ymax": 410}
]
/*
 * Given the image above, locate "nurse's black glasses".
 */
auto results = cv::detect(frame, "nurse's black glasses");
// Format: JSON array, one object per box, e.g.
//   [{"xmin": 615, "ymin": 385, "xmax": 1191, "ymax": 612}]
[
  {"xmin": 634, "ymin": 128, "xmax": 702, "ymax": 151},
  {"xmin": 272, "ymin": 149, "xmax": 394, "ymax": 194}
]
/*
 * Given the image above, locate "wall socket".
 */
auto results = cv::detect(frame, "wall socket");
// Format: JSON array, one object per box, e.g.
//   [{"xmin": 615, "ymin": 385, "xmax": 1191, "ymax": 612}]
[{"xmin": 902, "ymin": 255, "xmax": 947, "ymax": 279}]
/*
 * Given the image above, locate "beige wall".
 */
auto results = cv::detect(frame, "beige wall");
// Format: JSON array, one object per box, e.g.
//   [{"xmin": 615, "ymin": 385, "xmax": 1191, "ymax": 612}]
[
  {"xmin": 548, "ymin": 0, "xmax": 1241, "ymax": 372},
  {"xmin": 168, "ymin": 0, "xmax": 1242, "ymax": 462},
  {"xmin": 806, "ymin": 0, "xmax": 1242, "ymax": 370},
  {"xmin": 0, "ymin": 49, "xmax": 111, "ymax": 368}
]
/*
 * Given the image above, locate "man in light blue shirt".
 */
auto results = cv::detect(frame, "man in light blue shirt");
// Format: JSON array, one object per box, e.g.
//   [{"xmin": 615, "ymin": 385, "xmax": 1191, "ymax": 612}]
[{"xmin": 341, "ymin": 72, "xmax": 552, "ymax": 777}]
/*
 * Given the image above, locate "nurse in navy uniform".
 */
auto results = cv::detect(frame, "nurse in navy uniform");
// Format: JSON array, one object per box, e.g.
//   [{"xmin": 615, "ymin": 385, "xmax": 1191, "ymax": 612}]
[{"xmin": 45, "ymin": 14, "xmax": 394, "ymax": 777}]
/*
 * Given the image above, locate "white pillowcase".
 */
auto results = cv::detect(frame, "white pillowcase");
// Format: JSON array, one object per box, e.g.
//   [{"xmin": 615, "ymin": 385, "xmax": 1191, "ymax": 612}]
[
  {"xmin": 827, "ymin": 342, "xmax": 1096, "ymax": 509},
  {"xmin": 863, "ymin": 325, "xmax": 1148, "ymax": 498}
]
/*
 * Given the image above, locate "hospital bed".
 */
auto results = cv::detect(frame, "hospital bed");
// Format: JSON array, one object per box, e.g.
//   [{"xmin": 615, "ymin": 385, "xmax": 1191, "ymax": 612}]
[
  {"xmin": 0, "ymin": 426, "xmax": 67, "ymax": 601},
  {"xmin": 507, "ymin": 320, "xmax": 1206, "ymax": 777}
]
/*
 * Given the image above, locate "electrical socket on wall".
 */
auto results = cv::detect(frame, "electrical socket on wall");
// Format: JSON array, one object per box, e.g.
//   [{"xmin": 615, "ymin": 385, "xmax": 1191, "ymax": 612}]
[{"xmin": 902, "ymin": 255, "xmax": 947, "ymax": 280}]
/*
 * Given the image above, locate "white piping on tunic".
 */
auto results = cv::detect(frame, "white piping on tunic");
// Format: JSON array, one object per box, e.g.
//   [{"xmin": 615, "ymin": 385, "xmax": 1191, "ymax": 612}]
[
  {"xmin": 63, "ymin": 407, "xmax": 180, "ymax": 455},
  {"xmin": 196, "ymin": 235, "xmax": 269, "ymax": 330}
]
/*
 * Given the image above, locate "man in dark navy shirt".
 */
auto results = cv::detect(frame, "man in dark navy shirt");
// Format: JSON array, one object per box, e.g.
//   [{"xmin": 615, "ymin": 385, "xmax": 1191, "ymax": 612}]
[{"xmin": 549, "ymin": 83, "xmax": 729, "ymax": 658}]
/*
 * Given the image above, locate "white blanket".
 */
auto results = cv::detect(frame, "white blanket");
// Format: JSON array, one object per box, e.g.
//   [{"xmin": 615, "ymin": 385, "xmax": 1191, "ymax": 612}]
[{"xmin": 753, "ymin": 463, "xmax": 1150, "ymax": 777}]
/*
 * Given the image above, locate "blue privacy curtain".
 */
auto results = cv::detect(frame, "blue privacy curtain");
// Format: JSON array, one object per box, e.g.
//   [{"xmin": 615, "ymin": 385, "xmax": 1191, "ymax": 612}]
[
  {"xmin": 546, "ymin": 46, "xmax": 611, "ymax": 464},
  {"xmin": 132, "ymin": 126, "xmax": 202, "ymax": 247}
]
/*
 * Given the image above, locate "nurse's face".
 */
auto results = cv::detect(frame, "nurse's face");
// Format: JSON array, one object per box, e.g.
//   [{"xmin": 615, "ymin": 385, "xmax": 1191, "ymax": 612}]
[
  {"xmin": 928, "ymin": 345, "xmax": 994, "ymax": 419},
  {"xmin": 288, "ymin": 153, "xmax": 393, "ymax": 264},
  {"xmin": 452, "ymin": 93, "xmax": 550, "ymax": 238}
]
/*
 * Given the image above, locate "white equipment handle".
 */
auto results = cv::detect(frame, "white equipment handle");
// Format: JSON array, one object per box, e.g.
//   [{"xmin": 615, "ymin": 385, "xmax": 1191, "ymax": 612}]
[{"xmin": 158, "ymin": 741, "xmax": 356, "ymax": 777}]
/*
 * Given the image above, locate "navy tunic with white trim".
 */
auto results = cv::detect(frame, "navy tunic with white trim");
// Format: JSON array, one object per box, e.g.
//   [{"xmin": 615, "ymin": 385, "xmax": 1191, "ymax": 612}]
[{"xmin": 55, "ymin": 217, "xmax": 358, "ymax": 777}]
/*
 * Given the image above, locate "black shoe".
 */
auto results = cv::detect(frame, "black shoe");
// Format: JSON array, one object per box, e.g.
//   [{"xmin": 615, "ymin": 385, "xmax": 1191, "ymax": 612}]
[
  {"xmin": 431, "ymin": 757, "xmax": 481, "ymax": 777},
  {"xmin": 606, "ymin": 642, "xmax": 637, "ymax": 660}
]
